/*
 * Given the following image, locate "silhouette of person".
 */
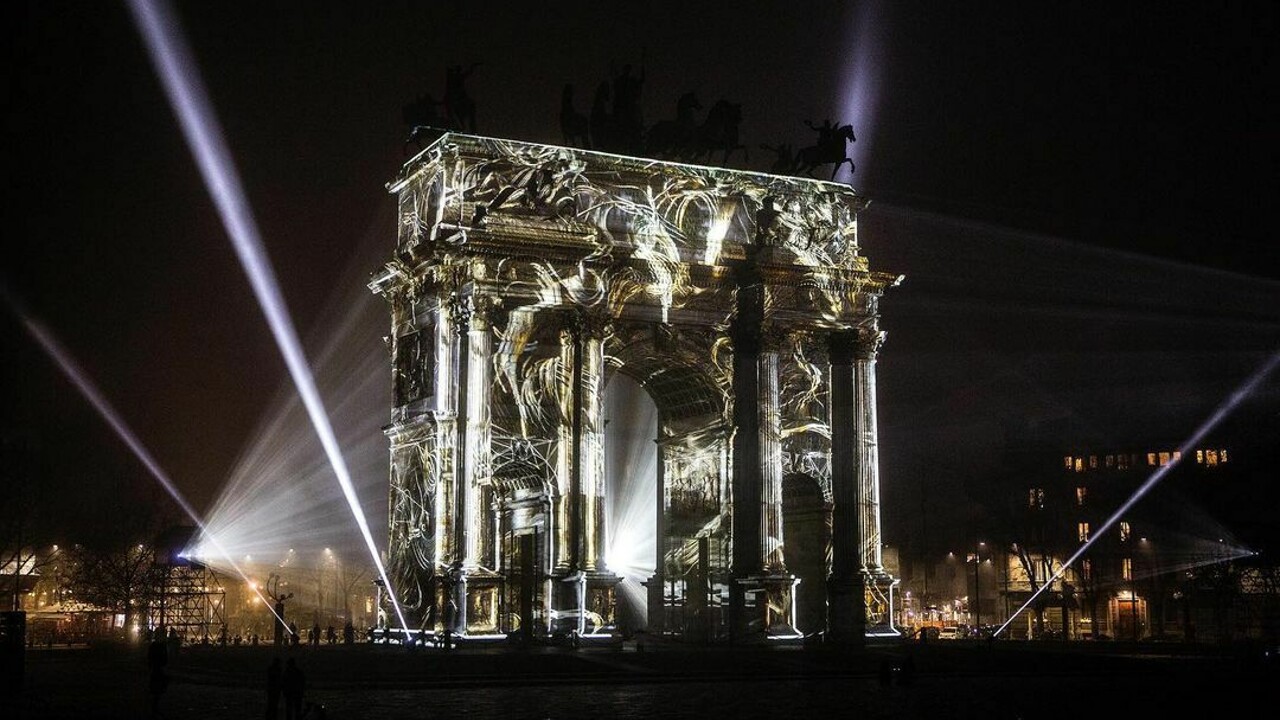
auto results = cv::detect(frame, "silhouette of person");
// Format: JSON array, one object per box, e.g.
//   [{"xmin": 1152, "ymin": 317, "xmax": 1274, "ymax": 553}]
[
  {"xmin": 807, "ymin": 119, "xmax": 840, "ymax": 157},
  {"xmin": 266, "ymin": 657, "xmax": 283, "ymax": 719},
  {"xmin": 289, "ymin": 622, "xmax": 300, "ymax": 647},
  {"xmin": 282, "ymin": 657, "xmax": 306, "ymax": 720},
  {"xmin": 147, "ymin": 635, "xmax": 169, "ymax": 717},
  {"xmin": 611, "ymin": 62, "xmax": 645, "ymax": 153},
  {"xmin": 444, "ymin": 62, "xmax": 480, "ymax": 132},
  {"xmin": 343, "ymin": 620, "xmax": 354, "ymax": 645},
  {"xmin": 274, "ymin": 595, "xmax": 288, "ymax": 647},
  {"xmin": 166, "ymin": 625, "xmax": 180, "ymax": 656},
  {"xmin": 326, "ymin": 625, "xmax": 336, "ymax": 645},
  {"xmin": 311, "ymin": 622, "xmax": 321, "ymax": 647}
]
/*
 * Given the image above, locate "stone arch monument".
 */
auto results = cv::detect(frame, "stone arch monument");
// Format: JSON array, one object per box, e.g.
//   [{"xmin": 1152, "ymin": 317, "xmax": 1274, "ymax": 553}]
[{"xmin": 370, "ymin": 133, "xmax": 902, "ymax": 643}]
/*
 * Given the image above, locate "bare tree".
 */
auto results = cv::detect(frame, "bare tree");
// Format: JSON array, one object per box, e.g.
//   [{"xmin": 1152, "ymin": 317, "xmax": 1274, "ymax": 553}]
[
  {"xmin": 1, "ymin": 437, "xmax": 58, "ymax": 611},
  {"xmin": 64, "ymin": 540, "xmax": 163, "ymax": 634},
  {"xmin": 336, "ymin": 560, "xmax": 372, "ymax": 624}
]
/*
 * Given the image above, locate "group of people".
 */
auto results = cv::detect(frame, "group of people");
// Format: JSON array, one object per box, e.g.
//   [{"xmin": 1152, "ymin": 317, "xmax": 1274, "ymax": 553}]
[
  {"xmin": 266, "ymin": 656, "xmax": 316, "ymax": 719},
  {"xmin": 276, "ymin": 620, "xmax": 358, "ymax": 647},
  {"xmin": 146, "ymin": 633, "xmax": 321, "ymax": 718}
]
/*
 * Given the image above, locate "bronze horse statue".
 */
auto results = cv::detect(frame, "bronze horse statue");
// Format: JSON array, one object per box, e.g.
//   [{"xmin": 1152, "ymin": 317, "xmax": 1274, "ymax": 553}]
[
  {"xmin": 691, "ymin": 99, "xmax": 747, "ymax": 165},
  {"xmin": 644, "ymin": 92, "xmax": 701, "ymax": 159},
  {"xmin": 794, "ymin": 120, "xmax": 855, "ymax": 180}
]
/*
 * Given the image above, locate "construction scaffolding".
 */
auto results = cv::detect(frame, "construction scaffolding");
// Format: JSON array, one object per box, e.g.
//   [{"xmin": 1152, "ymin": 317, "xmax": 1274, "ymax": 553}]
[{"xmin": 149, "ymin": 526, "xmax": 227, "ymax": 641}]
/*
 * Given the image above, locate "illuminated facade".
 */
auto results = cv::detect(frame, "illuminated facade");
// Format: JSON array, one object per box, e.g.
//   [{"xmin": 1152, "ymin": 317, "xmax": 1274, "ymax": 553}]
[
  {"xmin": 1005, "ymin": 440, "xmax": 1244, "ymax": 641},
  {"xmin": 371, "ymin": 133, "xmax": 902, "ymax": 642}
]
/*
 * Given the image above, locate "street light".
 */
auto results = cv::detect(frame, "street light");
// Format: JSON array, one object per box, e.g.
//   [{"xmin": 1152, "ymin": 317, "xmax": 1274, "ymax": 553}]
[{"xmin": 971, "ymin": 542, "xmax": 986, "ymax": 630}]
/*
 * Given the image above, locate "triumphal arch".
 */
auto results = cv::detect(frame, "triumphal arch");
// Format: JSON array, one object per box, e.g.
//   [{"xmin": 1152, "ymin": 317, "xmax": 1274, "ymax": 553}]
[{"xmin": 370, "ymin": 133, "xmax": 902, "ymax": 643}]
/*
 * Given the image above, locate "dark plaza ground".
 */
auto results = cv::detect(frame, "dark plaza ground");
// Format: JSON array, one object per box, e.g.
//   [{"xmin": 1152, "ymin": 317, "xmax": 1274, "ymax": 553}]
[{"xmin": 8, "ymin": 637, "xmax": 1277, "ymax": 719}]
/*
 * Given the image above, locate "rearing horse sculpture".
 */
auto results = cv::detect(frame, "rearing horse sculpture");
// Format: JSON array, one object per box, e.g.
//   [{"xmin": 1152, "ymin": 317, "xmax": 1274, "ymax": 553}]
[
  {"xmin": 644, "ymin": 92, "xmax": 701, "ymax": 159},
  {"xmin": 793, "ymin": 120, "xmax": 855, "ymax": 180}
]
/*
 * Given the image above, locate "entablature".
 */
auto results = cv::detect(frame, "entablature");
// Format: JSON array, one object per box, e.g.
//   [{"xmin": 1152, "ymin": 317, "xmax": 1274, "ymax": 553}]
[{"xmin": 386, "ymin": 133, "xmax": 887, "ymax": 276}]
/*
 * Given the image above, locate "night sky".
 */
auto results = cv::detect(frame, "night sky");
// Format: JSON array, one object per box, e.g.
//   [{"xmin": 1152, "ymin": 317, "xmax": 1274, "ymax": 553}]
[{"xmin": 5, "ymin": 2, "xmax": 1278, "ymax": 557}]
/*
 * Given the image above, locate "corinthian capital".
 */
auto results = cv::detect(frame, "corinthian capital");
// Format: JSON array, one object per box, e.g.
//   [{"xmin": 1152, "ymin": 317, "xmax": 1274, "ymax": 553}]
[
  {"xmin": 446, "ymin": 294, "xmax": 472, "ymax": 335},
  {"xmin": 856, "ymin": 329, "xmax": 886, "ymax": 360},
  {"xmin": 468, "ymin": 294, "xmax": 502, "ymax": 332},
  {"xmin": 564, "ymin": 308, "xmax": 612, "ymax": 342},
  {"xmin": 759, "ymin": 324, "xmax": 793, "ymax": 354}
]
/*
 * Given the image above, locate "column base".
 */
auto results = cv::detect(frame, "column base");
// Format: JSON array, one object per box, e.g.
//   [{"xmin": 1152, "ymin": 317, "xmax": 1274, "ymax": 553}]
[
  {"xmin": 460, "ymin": 570, "xmax": 502, "ymax": 636},
  {"xmin": 826, "ymin": 573, "xmax": 867, "ymax": 645},
  {"xmin": 865, "ymin": 569, "xmax": 900, "ymax": 637},
  {"xmin": 549, "ymin": 570, "xmax": 621, "ymax": 637},
  {"xmin": 733, "ymin": 574, "xmax": 802, "ymax": 642},
  {"xmin": 642, "ymin": 574, "xmax": 666, "ymax": 634}
]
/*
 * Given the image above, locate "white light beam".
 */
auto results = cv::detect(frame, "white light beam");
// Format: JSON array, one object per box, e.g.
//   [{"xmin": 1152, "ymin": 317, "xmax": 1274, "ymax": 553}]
[
  {"xmin": 994, "ymin": 349, "xmax": 1280, "ymax": 638},
  {"xmin": 17, "ymin": 312, "xmax": 290, "ymax": 634},
  {"xmin": 124, "ymin": 0, "xmax": 408, "ymax": 631}
]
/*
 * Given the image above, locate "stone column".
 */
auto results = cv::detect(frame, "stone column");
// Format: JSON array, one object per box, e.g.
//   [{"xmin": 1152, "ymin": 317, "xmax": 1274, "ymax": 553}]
[
  {"xmin": 729, "ymin": 275, "xmax": 763, "ymax": 639},
  {"xmin": 646, "ymin": 442, "xmax": 667, "ymax": 632},
  {"xmin": 578, "ymin": 314, "xmax": 609, "ymax": 574},
  {"xmin": 855, "ymin": 329, "xmax": 887, "ymax": 573},
  {"xmin": 827, "ymin": 330, "xmax": 865, "ymax": 645},
  {"xmin": 462, "ymin": 298, "xmax": 495, "ymax": 571},
  {"xmin": 759, "ymin": 328, "xmax": 786, "ymax": 573},
  {"xmin": 552, "ymin": 317, "xmax": 575, "ymax": 573},
  {"xmin": 447, "ymin": 294, "xmax": 473, "ymax": 633},
  {"xmin": 433, "ymin": 295, "xmax": 461, "ymax": 573}
]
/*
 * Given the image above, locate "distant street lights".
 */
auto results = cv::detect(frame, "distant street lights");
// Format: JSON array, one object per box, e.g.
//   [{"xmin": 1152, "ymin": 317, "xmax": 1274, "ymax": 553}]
[{"xmin": 971, "ymin": 541, "xmax": 986, "ymax": 629}]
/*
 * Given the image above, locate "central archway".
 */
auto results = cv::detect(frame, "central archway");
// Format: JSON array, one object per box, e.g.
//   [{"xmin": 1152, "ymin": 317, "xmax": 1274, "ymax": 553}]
[{"xmin": 602, "ymin": 373, "xmax": 658, "ymax": 634}]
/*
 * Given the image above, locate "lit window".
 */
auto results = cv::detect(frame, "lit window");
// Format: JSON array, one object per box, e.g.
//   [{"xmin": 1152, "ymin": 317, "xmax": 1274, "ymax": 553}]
[
  {"xmin": 1173, "ymin": 450, "xmax": 1181, "ymax": 461},
  {"xmin": 1064, "ymin": 456, "xmax": 1073, "ymax": 470},
  {"xmin": 1089, "ymin": 455, "xmax": 1098, "ymax": 469},
  {"xmin": 1158, "ymin": 452, "xmax": 1170, "ymax": 466},
  {"xmin": 1076, "ymin": 487, "xmax": 1087, "ymax": 506},
  {"xmin": 1220, "ymin": 449, "xmax": 1229, "ymax": 463},
  {"xmin": 1105, "ymin": 455, "xmax": 1114, "ymax": 468},
  {"xmin": 1206, "ymin": 449, "xmax": 1218, "ymax": 467},
  {"xmin": 1028, "ymin": 488, "xmax": 1045, "ymax": 509},
  {"xmin": 1196, "ymin": 449, "xmax": 1204, "ymax": 464},
  {"xmin": 1117, "ymin": 454, "xmax": 1130, "ymax": 470},
  {"xmin": 1074, "ymin": 458, "xmax": 1083, "ymax": 473},
  {"xmin": 1078, "ymin": 522, "xmax": 1090, "ymax": 543},
  {"xmin": 1120, "ymin": 522, "xmax": 1130, "ymax": 542},
  {"xmin": 1082, "ymin": 558, "xmax": 1093, "ymax": 581},
  {"xmin": 1147, "ymin": 453, "xmax": 1156, "ymax": 466},
  {"xmin": 1122, "ymin": 557, "xmax": 1133, "ymax": 581}
]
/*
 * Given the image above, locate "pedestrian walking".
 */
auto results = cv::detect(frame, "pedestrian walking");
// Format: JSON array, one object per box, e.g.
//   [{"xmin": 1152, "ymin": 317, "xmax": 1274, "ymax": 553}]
[
  {"xmin": 147, "ymin": 635, "xmax": 169, "ymax": 718},
  {"xmin": 266, "ymin": 657, "xmax": 283, "ymax": 719},
  {"xmin": 283, "ymin": 657, "xmax": 306, "ymax": 720}
]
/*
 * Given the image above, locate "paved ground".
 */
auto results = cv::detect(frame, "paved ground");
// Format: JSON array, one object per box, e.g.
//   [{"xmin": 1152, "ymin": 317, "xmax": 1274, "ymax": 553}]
[{"xmin": 8, "ymin": 638, "xmax": 1277, "ymax": 719}]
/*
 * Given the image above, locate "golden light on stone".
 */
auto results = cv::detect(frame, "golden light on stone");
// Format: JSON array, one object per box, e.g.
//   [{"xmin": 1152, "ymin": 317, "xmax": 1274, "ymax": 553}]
[{"xmin": 371, "ymin": 133, "xmax": 903, "ymax": 642}]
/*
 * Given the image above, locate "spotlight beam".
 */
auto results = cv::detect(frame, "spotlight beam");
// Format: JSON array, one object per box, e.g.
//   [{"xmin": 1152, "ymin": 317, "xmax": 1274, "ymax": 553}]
[
  {"xmin": 14, "ymin": 310, "xmax": 290, "ymax": 633},
  {"xmin": 124, "ymin": 0, "xmax": 408, "ymax": 631},
  {"xmin": 994, "ymin": 349, "xmax": 1280, "ymax": 639}
]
